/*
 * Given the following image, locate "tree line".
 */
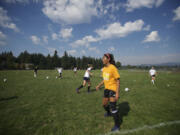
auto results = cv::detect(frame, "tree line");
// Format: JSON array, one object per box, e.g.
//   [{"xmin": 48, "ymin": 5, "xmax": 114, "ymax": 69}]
[{"xmin": 0, "ymin": 50, "xmax": 122, "ymax": 70}]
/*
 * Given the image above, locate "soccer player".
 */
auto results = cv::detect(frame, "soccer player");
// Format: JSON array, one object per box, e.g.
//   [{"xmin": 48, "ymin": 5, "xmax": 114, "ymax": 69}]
[
  {"xmin": 149, "ymin": 66, "xmax": 157, "ymax": 85},
  {"xmin": 34, "ymin": 66, "xmax": 38, "ymax": 78},
  {"xmin": 73, "ymin": 67, "xmax": 77, "ymax": 75},
  {"xmin": 57, "ymin": 67, "xmax": 63, "ymax": 78},
  {"xmin": 76, "ymin": 64, "xmax": 93, "ymax": 93},
  {"xmin": 96, "ymin": 53, "xmax": 120, "ymax": 132}
]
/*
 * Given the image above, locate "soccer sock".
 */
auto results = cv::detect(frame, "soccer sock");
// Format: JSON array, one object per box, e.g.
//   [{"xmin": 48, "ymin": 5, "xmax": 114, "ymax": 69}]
[
  {"xmin": 103, "ymin": 105, "xmax": 110, "ymax": 114},
  {"xmin": 77, "ymin": 85, "xmax": 83, "ymax": 90},
  {"xmin": 112, "ymin": 112, "xmax": 120, "ymax": 127},
  {"xmin": 152, "ymin": 80, "xmax": 154, "ymax": 84},
  {"xmin": 88, "ymin": 86, "xmax": 90, "ymax": 92},
  {"xmin": 110, "ymin": 102, "xmax": 119, "ymax": 127}
]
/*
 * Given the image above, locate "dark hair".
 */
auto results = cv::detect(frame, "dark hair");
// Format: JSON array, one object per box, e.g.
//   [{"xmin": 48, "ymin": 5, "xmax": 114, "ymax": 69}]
[{"xmin": 104, "ymin": 53, "xmax": 116, "ymax": 66}]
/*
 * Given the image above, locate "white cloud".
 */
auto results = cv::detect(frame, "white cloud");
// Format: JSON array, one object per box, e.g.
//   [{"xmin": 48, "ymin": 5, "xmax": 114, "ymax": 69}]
[
  {"xmin": 0, "ymin": 31, "xmax": 6, "ymax": 46},
  {"xmin": 0, "ymin": 7, "xmax": 19, "ymax": 32},
  {"xmin": 30, "ymin": 35, "xmax": 41, "ymax": 45},
  {"xmin": 42, "ymin": 0, "xmax": 99, "ymax": 24},
  {"xmin": 173, "ymin": 6, "xmax": 180, "ymax": 21},
  {"xmin": 143, "ymin": 31, "xmax": 160, "ymax": 43},
  {"xmin": 52, "ymin": 33, "xmax": 58, "ymax": 40},
  {"xmin": 143, "ymin": 25, "xmax": 151, "ymax": 31},
  {"xmin": 95, "ymin": 19, "xmax": 145, "ymax": 39},
  {"xmin": 51, "ymin": 28, "xmax": 73, "ymax": 41},
  {"xmin": 0, "ymin": 31, "xmax": 6, "ymax": 39},
  {"xmin": 108, "ymin": 46, "xmax": 115, "ymax": 52},
  {"xmin": 60, "ymin": 28, "xmax": 73, "ymax": 39},
  {"xmin": 67, "ymin": 49, "xmax": 77, "ymax": 55},
  {"xmin": 88, "ymin": 47, "xmax": 100, "ymax": 54},
  {"xmin": 71, "ymin": 19, "xmax": 148, "ymax": 48},
  {"xmin": 71, "ymin": 35, "xmax": 99, "ymax": 48},
  {"xmin": 125, "ymin": 0, "xmax": 164, "ymax": 12},
  {"xmin": 42, "ymin": 35, "xmax": 48, "ymax": 44}
]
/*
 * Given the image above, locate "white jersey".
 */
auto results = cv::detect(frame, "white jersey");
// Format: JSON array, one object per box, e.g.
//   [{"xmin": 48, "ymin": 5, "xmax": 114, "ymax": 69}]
[
  {"xmin": 149, "ymin": 69, "xmax": 156, "ymax": 76},
  {"xmin": 84, "ymin": 67, "xmax": 92, "ymax": 78},
  {"xmin": 74, "ymin": 67, "xmax": 77, "ymax": 72},
  {"xmin": 57, "ymin": 68, "xmax": 62, "ymax": 73}
]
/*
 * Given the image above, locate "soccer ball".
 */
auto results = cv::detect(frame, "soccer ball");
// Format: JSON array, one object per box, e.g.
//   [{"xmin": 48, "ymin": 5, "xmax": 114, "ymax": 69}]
[
  {"xmin": 56, "ymin": 76, "xmax": 58, "ymax": 79},
  {"xmin": 3, "ymin": 78, "xmax": 7, "ymax": 82},
  {"xmin": 46, "ymin": 76, "xmax": 49, "ymax": 79},
  {"xmin": 125, "ymin": 88, "xmax": 129, "ymax": 91}
]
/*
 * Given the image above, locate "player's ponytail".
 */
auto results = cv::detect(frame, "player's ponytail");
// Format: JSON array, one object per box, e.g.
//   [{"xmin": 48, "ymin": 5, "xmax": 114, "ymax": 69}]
[
  {"xmin": 109, "ymin": 54, "xmax": 116, "ymax": 66},
  {"xmin": 104, "ymin": 53, "xmax": 116, "ymax": 66}
]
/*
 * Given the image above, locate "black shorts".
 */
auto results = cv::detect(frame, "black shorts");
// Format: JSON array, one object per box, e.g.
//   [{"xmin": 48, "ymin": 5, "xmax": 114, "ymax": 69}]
[
  {"xmin": 104, "ymin": 89, "xmax": 116, "ymax": 98},
  {"xmin": 151, "ymin": 75, "xmax": 156, "ymax": 77},
  {"xmin": 83, "ymin": 77, "xmax": 90, "ymax": 81}
]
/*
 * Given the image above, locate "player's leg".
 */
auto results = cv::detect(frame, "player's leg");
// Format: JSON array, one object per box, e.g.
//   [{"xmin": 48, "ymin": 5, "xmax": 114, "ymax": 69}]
[
  {"xmin": 87, "ymin": 79, "xmax": 91, "ymax": 93},
  {"xmin": 152, "ymin": 76, "xmax": 155, "ymax": 84},
  {"xmin": 76, "ymin": 79, "xmax": 87, "ymax": 93},
  {"xmin": 103, "ymin": 90, "xmax": 111, "ymax": 116},
  {"xmin": 109, "ymin": 91, "xmax": 120, "ymax": 131},
  {"xmin": 59, "ymin": 73, "xmax": 62, "ymax": 78},
  {"xmin": 34, "ymin": 71, "xmax": 37, "ymax": 78},
  {"xmin": 151, "ymin": 76, "xmax": 153, "ymax": 84}
]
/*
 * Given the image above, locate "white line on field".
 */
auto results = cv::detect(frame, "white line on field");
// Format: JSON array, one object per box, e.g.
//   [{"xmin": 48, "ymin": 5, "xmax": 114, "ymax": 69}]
[{"xmin": 98, "ymin": 120, "xmax": 180, "ymax": 135}]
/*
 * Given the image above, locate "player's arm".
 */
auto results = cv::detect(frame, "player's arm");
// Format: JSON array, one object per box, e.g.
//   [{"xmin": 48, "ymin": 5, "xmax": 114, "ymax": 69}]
[
  {"xmin": 113, "ymin": 67, "xmax": 120, "ymax": 101},
  {"xmin": 115, "ymin": 78, "xmax": 120, "ymax": 101},
  {"xmin": 88, "ymin": 70, "xmax": 93, "ymax": 76},
  {"xmin": 96, "ymin": 80, "xmax": 104, "ymax": 91}
]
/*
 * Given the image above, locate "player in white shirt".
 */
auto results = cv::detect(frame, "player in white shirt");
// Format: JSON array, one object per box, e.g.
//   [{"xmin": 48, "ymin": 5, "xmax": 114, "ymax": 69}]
[
  {"xmin": 76, "ymin": 64, "xmax": 93, "ymax": 93},
  {"xmin": 149, "ymin": 67, "xmax": 157, "ymax": 85},
  {"xmin": 34, "ymin": 66, "xmax": 38, "ymax": 78},
  {"xmin": 57, "ymin": 67, "xmax": 63, "ymax": 78},
  {"xmin": 73, "ymin": 67, "xmax": 77, "ymax": 75}
]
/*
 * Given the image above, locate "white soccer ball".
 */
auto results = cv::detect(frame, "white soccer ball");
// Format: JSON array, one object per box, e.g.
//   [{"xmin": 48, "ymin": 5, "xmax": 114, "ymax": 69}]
[
  {"xmin": 125, "ymin": 88, "xmax": 129, "ymax": 91},
  {"xmin": 56, "ymin": 76, "xmax": 58, "ymax": 79},
  {"xmin": 46, "ymin": 76, "xmax": 49, "ymax": 79},
  {"xmin": 3, "ymin": 78, "xmax": 7, "ymax": 82}
]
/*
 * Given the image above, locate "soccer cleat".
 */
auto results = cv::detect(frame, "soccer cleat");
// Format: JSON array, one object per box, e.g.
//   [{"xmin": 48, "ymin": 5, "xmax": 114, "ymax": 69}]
[
  {"xmin": 76, "ymin": 88, "xmax": 80, "ymax": 93},
  {"xmin": 111, "ymin": 125, "xmax": 120, "ymax": 132},
  {"xmin": 104, "ymin": 112, "xmax": 112, "ymax": 117}
]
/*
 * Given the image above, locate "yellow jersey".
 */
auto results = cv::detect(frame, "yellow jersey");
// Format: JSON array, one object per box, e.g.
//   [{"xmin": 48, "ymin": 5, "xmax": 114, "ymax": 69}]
[{"xmin": 102, "ymin": 64, "xmax": 120, "ymax": 92}]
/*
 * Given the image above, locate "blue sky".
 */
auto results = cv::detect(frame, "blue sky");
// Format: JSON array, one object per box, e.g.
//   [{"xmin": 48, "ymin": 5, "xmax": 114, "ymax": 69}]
[{"xmin": 0, "ymin": 0, "xmax": 180, "ymax": 65}]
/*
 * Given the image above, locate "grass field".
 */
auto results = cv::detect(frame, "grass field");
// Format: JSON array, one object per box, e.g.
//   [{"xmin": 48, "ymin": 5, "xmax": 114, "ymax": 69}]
[{"xmin": 0, "ymin": 69, "xmax": 180, "ymax": 135}]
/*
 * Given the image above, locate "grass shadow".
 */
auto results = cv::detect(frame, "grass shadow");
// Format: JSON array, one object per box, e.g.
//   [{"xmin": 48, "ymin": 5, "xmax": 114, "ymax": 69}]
[
  {"xmin": 0, "ymin": 96, "xmax": 18, "ymax": 102},
  {"xmin": 117, "ymin": 101, "xmax": 130, "ymax": 126}
]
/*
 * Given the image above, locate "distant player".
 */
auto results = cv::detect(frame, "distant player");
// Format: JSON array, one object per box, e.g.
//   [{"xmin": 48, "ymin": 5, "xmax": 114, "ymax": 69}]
[
  {"xmin": 34, "ymin": 66, "xmax": 38, "ymax": 78},
  {"xmin": 96, "ymin": 53, "xmax": 120, "ymax": 132},
  {"xmin": 57, "ymin": 67, "xmax": 63, "ymax": 78},
  {"xmin": 76, "ymin": 64, "xmax": 93, "ymax": 93},
  {"xmin": 149, "ymin": 66, "xmax": 157, "ymax": 85},
  {"xmin": 73, "ymin": 67, "xmax": 77, "ymax": 75}
]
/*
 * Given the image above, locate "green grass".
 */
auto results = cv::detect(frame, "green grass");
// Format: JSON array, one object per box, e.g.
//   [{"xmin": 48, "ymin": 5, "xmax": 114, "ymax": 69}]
[{"xmin": 0, "ymin": 70, "xmax": 180, "ymax": 135}]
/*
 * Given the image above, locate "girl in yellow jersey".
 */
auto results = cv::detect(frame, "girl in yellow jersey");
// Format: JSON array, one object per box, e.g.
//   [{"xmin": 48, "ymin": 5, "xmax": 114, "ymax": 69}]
[{"xmin": 96, "ymin": 53, "xmax": 120, "ymax": 132}]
